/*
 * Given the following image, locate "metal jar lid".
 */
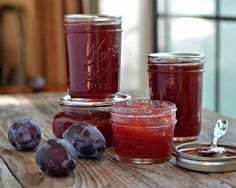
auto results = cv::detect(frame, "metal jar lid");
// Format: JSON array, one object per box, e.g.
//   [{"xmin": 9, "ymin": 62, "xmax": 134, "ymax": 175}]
[
  {"xmin": 60, "ymin": 93, "xmax": 131, "ymax": 107},
  {"xmin": 64, "ymin": 14, "xmax": 121, "ymax": 24},
  {"xmin": 148, "ymin": 53, "xmax": 205, "ymax": 63},
  {"xmin": 175, "ymin": 142, "xmax": 236, "ymax": 172}
]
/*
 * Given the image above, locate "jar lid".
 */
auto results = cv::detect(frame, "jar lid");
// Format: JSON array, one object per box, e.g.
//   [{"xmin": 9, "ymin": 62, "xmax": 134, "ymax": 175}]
[
  {"xmin": 148, "ymin": 53, "xmax": 205, "ymax": 61},
  {"xmin": 64, "ymin": 14, "xmax": 121, "ymax": 24},
  {"xmin": 60, "ymin": 93, "xmax": 131, "ymax": 107},
  {"xmin": 148, "ymin": 53, "xmax": 205, "ymax": 66},
  {"xmin": 175, "ymin": 142, "xmax": 236, "ymax": 172}
]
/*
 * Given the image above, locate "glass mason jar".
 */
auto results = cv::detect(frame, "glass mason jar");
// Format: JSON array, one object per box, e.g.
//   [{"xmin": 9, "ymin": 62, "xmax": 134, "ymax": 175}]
[
  {"xmin": 111, "ymin": 100, "xmax": 177, "ymax": 164},
  {"xmin": 147, "ymin": 53, "xmax": 205, "ymax": 142},
  {"xmin": 64, "ymin": 14, "xmax": 122, "ymax": 99},
  {"xmin": 52, "ymin": 94, "xmax": 131, "ymax": 147},
  {"xmin": 52, "ymin": 105, "xmax": 113, "ymax": 147}
]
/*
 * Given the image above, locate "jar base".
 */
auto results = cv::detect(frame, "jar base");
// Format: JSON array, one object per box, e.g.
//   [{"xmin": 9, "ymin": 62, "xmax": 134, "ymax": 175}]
[
  {"xmin": 69, "ymin": 93, "xmax": 117, "ymax": 100},
  {"xmin": 60, "ymin": 93, "xmax": 131, "ymax": 107},
  {"xmin": 174, "ymin": 136, "xmax": 197, "ymax": 142},
  {"xmin": 115, "ymin": 154, "xmax": 170, "ymax": 164}
]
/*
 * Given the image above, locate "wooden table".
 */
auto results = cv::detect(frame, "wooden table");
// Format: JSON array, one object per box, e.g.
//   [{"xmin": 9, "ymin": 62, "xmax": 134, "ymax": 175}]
[{"xmin": 1, "ymin": 93, "xmax": 236, "ymax": 188}]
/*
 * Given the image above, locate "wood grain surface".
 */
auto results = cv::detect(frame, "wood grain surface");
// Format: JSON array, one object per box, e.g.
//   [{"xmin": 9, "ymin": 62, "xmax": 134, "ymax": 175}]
[{"xmin": 0, "ymin": 93, "xmax": 236, "ymax": 188}]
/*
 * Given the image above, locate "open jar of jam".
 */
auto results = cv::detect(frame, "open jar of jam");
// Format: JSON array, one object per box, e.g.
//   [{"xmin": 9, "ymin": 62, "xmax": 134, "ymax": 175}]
[
  {"xmin": 111, "ymin": 99, "xmax": 177, "ymax": 164},
  {"xmin": 147, "ymin": 53, "xmax": 205, "ymax": 142},
  {"xmin": 52, "ymin": 94, "xmax": 131, "ymax": 147},
  {"xmin": 64, "ymin": 14, "xmax": 122, "ymax": 99}
]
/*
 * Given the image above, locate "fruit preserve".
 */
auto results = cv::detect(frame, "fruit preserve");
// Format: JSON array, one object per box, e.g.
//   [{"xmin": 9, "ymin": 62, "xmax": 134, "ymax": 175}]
[
  {"xmin": 52, "ymin": 105, "xmax": 112, "ymax": 147},
  {"xmin": 147, "ymin": 53, "xmax": 205, "ymax": 142},
  {"xmin": 111, "ymin": 100, "xmax": 177, "ymax": 164},
  {"xmin": 64, "ymin": 14, "xmax": 122, "ymax": 99},
  {"xmin": 52, "ymin": 94, "xmax": 131, "ymax": 147}
]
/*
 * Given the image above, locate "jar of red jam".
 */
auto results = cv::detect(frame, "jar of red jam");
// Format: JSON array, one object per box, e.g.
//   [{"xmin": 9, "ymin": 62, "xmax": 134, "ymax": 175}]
[
  {"xmin": 111, "ymin": 100, "xmax": 177, "ymax": 164},
  {"xmin": 52, "ymin": 94, "xmax": 131, "ymax": 147},
  {"xmin": 64, "ymin": 14, "xmax": 122, "ymax": 99},
  {"xmin": 147, "ymin": 53, "xmax": 205, "ymax": 142}
]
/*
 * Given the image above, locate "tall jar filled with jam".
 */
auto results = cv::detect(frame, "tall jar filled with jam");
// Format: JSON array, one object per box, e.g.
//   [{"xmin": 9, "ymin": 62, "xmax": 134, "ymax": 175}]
[
  {"xmin": 64, "ymin": 14, "xmax": 122, "ymax": 99},
  {"xmin": 147, "ymin": 53, "xmax": 205, "ymax": 141},
  {"xmin": 57, "ymin": 14, "xmax": 131, "ymax": 147}
]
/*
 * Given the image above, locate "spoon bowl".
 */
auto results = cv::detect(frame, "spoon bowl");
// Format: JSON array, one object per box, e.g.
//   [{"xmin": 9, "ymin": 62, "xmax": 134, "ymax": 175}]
[{"xmin": 197, "ymin": 119, "xmax": 228, "ymax": 157}]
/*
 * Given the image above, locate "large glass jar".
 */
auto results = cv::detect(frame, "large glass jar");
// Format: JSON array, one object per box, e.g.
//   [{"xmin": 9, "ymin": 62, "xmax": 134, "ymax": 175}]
[
  {"xmin": 111, "ymin": 100, "xmax": 177, "ymax": 164},
  {"xmin": 64, "ymin": 14, "xmax": 122, "ymax": 99},
  {"xmin": 147, "ymin": 53, "xmax": 205, "ymax": 142}
]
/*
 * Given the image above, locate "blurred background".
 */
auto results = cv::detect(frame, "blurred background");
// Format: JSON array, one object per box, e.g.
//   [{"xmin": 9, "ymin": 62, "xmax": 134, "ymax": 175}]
[{"xmin": 0, "ymin": 0, "xmax": 236, "ymax": 119}]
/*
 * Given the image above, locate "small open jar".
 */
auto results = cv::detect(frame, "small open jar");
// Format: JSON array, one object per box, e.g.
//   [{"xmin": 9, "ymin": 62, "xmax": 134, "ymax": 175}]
[
  {"xmin": 64, "ymin": 14, "xmax": 122, "ymax": 99},
  {"xmin": 111, "ymin": 100, "xmax": 177, "ymax": 164},
  {"xmin": 52, "ymin": 94, "xmax": 131, "ymax": 147}
]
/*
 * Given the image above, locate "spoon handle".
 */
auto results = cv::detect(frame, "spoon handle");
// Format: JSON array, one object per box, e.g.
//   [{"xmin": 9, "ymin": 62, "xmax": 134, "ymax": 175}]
[{"xmin": 212, "ymin": 119, "xmax": 228, "ymax": 147}]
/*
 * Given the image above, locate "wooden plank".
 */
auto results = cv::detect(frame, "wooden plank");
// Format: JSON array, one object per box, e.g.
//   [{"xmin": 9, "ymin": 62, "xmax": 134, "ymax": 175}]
[
  {"xmin": 0, "ymin": 93, "xmax": 236, "ymax": 187},
  {"xmin": 74, "ymin": 149, "xmax": 234, "ymax": 188},
  {"xmin": 0, "ymin": 157, "xmax": 22, "ymax": 188},
  {"xmin": 0, "ymin": 94, "xmax": 80, "ymax": 188}
]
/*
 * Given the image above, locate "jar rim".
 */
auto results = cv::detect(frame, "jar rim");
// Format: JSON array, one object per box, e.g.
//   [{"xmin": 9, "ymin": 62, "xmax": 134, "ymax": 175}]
[
  {"xmin": 148, "ymin": 53, "xmax": 205, "ymax": 65},
  {"xmin": 110, "ymin": 99, "xmax": 177, "ymax": 116},
  {"xmin": 148, "ymin": 53, "xmax": 205, "ymax": 59},
  {"xmin": 64, "ymin": 14, "xmax": 121, "ymax": 24}
]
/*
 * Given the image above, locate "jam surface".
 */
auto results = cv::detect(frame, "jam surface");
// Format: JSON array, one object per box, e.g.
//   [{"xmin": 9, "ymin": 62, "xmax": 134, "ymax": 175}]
[
  {"xmin": 111, "ymin": 100, "xmax": 176, "ymax": 162},
  {"xmin": 184, "ymin": 147, "xmax": 236, "ymax": 158},
  {"xmin": 64, "ymin": 22, "xmax": 122, "ymax": 98}
]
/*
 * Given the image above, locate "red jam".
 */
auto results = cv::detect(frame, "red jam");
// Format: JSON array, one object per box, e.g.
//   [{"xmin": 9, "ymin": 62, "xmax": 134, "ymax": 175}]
[
  {"xmin": 111, "ymin": 100, "xmax": 176, "ymax": 164},
  {"xmin": 64, "ymin": 15, "xmax": 122, "ymax": 99},
  {"xmin": 52, "ymin": 105, "xmax": 113, "ymax": 147},
  {"xmin": 148, "ymin": 53, "xmax": 205, "ymax": 141}
]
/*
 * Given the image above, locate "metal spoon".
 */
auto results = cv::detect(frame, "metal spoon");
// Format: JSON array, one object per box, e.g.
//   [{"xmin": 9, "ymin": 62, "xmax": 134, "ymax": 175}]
[{"xmin": 197, "ymin": 119, "xmax": 228, "ymax": 157}]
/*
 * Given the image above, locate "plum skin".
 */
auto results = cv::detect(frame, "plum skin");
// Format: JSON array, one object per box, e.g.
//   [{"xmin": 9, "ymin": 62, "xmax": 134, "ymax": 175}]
[
  {"xmin": 63, "ymin": 122, "xmax": 106, "ymax": 158},
  {"xmin": 8, "ymin": 119, "xmax": 41, "ymax": 151},
  {"xmin": 35, "ymin": 139, "xmax": 77, "ymax": 177}
]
